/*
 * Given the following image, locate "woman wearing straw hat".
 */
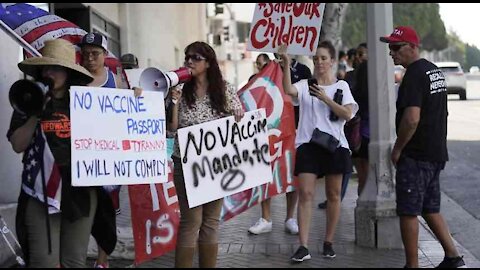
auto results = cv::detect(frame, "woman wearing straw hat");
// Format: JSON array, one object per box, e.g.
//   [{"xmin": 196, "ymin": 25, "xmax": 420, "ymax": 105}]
[{"xmin": 6, "ymin": 38, "xmax": 99, "ymax": 268}]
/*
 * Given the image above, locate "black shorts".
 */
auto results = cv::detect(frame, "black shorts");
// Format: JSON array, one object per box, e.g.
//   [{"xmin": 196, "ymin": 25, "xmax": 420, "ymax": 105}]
[
  {"xmin": 396, "ymin": 155, "xmax": 445, "ymax": 216},
  {"xmin": 352, "ymin": 136, "xmax": 369, "ymax": 159},
  {"xmin": 294, "ymin": 143, "xmax": 352, "ymax": 178}
]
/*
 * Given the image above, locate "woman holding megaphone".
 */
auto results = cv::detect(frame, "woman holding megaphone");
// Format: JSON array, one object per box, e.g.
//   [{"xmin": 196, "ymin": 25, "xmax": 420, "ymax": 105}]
[
  {"xmin": 167, "ymin": 41, "xmax": 244, "ymax": 268},
  {"xmin": 6, "ymin": 39, "xmax": 100, "ymax": 267}
]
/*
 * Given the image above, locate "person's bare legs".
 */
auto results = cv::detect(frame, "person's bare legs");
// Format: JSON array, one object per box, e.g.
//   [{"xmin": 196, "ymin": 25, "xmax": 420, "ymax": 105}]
[
  {"xmin": 354, "ymin": 158, "xmax": 369, "ymax": 197},
  {"xmin": 324, "ymin": 174, "xmax": 342, "ymax": 243},
  {"xmin": 423, "ymin": 213, "xmax": 460, "ymax": 258},
  {"xmin": 285, "ymin": 190, "xmax": 298, "ymax": 221},
  {"xmin": 400, "ymin": 215, "xmax": 419, "ymax": 268},
  {"xmin": 297, "ymin": 173, "xmax": 317, "ymax": 247},
  {"xmin": 96, "ymin": 245, "xmax": 109, "ymax": 267},
  {"xmin": 260, "ymin": 198, "xmax": 271, "ymax": 221}
]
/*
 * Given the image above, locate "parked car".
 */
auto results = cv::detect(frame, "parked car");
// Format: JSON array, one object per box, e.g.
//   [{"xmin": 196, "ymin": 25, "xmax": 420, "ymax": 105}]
[
  {"xmin": 435, "ymin": 61, "xmax": 467, "ymax": 100},
  {"xmin": 470, "ymin": 66, "xmax": 479, "ymax": 73},
  {"xmin": 394, "ymin": 65, "xmax": 405, "ymax": 83}
]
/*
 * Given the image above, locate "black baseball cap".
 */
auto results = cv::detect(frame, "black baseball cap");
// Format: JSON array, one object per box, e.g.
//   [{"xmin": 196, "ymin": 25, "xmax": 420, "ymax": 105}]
[
  {"xmin": 121, "ymin": 53, "xmax": 138, "ymax": 67},
  {"xmin": 78, "ymin": 32, "xmax": 108, "ymax": 51}
]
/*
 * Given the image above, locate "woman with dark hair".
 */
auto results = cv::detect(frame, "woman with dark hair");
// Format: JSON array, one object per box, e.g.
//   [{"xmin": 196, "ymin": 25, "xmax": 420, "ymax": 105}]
[
  {"xmin": 168, "ymin": 41, "xmax": 244, "ymax": 268},
  {"xmin": 278, "ymin": 41, "xmax": 358, "ymax": 262}
]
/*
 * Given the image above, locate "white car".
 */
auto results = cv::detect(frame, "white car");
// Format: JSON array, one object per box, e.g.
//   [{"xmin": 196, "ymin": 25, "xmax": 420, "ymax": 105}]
[
  {"xmin": 470, "ymin": 66, "xmax": 479, "ymax": 73},
  {"xmin": 435, "ymin": 62, "xmax": 467, "ymax": 100}
]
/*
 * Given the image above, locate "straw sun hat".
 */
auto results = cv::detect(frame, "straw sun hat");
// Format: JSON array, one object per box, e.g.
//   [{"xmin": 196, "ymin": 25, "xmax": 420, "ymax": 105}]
[{"xmin": 18, "ymin": 39, "xmax": 94, "ymax": 85}]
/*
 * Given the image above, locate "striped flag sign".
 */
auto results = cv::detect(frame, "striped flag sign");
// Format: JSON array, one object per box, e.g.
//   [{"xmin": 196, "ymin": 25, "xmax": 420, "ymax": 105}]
[
  {"xmin": 22, "ymin": 126, "xmax": 62, "ymax": 213},
  {"xmin": 0, "ymin": 3, "xmax": 124, "ymax": 77}
]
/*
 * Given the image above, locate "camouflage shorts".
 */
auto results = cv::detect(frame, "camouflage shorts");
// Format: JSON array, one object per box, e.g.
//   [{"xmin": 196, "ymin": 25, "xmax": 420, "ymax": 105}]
[{"xmin": 395, "ymin": 155, "xmax": 445, "ymax": 216}]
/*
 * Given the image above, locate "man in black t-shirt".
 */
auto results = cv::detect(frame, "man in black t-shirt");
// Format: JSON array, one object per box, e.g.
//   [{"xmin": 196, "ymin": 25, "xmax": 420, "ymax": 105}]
[{"xmin": 380, "ymin": 26, "xmax": 465, "ymax": 268}]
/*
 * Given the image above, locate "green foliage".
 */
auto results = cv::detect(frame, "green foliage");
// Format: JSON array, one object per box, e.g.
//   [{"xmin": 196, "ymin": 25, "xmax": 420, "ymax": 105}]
[
  {"xmin": 465, "ymin": 44, "xmax": 480, "ymax": 71},
  {"xmin": 447, "ymin": 31, "xmax": 466, "ymax": 66},
  {"xmin": 341, "ymin": 3, "xmax": 448, "ymax": 51}
]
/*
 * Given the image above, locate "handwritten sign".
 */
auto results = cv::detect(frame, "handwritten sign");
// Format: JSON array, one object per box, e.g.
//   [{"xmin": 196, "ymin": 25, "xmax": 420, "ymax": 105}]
[
  {"xmin": 178, "ymin": 109, "xmax": 272, "ymax": 208},
  {"xmin": 247, "ymin": 3, "xmax": 326, "ymax": 56},
  {"xmin": 70, "ymin": 86, "xmax": 167, "ymax": 186}
]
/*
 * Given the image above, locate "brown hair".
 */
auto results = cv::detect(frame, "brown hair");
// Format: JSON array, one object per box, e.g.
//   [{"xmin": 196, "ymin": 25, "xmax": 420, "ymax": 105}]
[
  {"xmin": 317, "ymin": 40, "xmax": 336, "ymax": 60},
  {"xmin": 182, "ymin": 41, "xmax": 227, "ymax": 114}
]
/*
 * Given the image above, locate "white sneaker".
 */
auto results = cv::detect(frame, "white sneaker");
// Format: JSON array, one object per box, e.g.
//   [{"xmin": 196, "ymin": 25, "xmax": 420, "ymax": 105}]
[
  {"xmin": 285, "ymin": 218, "xmax": 299, "ymax": 235},
  {"xmin": 248, "ymin": 218, "xmax": 272, "ymax": 234}
]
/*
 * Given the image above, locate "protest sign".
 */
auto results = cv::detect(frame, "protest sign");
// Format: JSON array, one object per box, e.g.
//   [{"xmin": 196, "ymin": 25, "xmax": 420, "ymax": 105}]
[
  {"xmin": 70, "ymin": 86, "xmax": 167, "ymax": 186},
  {"xmin": 221, "ymin": 61, "xmax": 297, "ymax": 221},
  {"xmin": 247, "ymin": 3, "xmax": 326, "ymax": 55},
  {"xmin": 178, "ymin": 109, "xmax": 272, "ymax": 208}
]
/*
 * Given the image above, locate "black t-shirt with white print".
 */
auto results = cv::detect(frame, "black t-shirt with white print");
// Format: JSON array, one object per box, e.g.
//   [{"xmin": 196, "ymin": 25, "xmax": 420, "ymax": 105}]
[{"xmin": 396, "ymin": 58, "xmax": 448, "ymax": 162}]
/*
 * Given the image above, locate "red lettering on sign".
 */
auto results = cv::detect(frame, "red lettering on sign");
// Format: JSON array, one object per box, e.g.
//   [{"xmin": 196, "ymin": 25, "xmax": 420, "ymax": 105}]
[{"xmin": 250, "ymin": 19, "xmax": 269, "ymax": 49}]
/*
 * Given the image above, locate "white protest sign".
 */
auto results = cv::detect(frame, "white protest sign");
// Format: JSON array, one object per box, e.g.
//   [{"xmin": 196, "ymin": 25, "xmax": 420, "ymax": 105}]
[
  {"xmin": 70, "ymin": 86, "xmax": 167, "ymax": 186},
  {"xmin": 178, "ymin": 109, "xmax": 272, "ymax": 208},
  {"xmin": 247, "ymin": 3, "xmax": 326, "ymax": 56}
]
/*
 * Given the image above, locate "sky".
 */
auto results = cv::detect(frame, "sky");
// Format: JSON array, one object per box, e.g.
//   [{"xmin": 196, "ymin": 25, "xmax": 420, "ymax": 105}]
[
  {"xmin": 439, "ymin": 3, "xmax": 480, "ymax": 48},
  {"xmin": 232, "ymin": 3, "xmax": 480, "ymax": 49}
]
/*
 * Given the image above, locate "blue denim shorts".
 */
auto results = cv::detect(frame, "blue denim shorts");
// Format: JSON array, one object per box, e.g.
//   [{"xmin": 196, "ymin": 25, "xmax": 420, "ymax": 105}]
[{"xmin": 395, "ymin": 155, "xmax": 445, "ymax": 216}]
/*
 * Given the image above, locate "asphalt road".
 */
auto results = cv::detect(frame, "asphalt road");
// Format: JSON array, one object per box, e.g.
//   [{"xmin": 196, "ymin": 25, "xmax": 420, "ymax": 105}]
[{"xmin": 440, "ymin": 78, "xmax": 480, "ymax": 260}]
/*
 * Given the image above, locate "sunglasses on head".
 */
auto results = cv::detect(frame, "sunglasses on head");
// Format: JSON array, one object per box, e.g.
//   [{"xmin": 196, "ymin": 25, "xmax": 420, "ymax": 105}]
[
  {"xmin": 185, "ymin": 54, "xmax": 206, "ymax": 62},
  {"xmin": 389, "ymin": 43, "xmax": 409, "ymax": 52}
]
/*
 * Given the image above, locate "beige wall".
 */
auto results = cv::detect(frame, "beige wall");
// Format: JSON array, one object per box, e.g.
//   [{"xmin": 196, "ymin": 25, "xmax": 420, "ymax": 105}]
[
  {"xmin": 88, "ymin": 3, "xmax": 207, "ymax": 71},
  {"xmin": 0, "ymin": 31, "xmax": 24, "ymax": 204}
]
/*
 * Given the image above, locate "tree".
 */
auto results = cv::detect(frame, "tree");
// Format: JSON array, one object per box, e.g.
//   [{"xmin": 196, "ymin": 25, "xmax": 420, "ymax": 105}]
[
  {"xmin": 444, "ymin": 31, "xmax": 466, "ymax": 66},
  {"xmin": 320, "ymin": 3, "xmax": 349, "ymax": 51},
  {"xmin": 465, "ymin": 44, "xmax": 480, "ymax": 71},
  {"xmin": 341, "ymin": 3, "xmax": 448, "ymax": 51}
]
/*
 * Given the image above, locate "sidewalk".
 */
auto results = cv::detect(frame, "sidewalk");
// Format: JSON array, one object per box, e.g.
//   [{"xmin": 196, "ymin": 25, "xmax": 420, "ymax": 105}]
[{"xmin": 88, "ymin": 177, "xmax": 480, "ymax": 268}]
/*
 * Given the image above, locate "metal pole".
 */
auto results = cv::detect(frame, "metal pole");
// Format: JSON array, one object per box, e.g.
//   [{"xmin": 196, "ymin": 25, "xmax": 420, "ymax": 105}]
[
  {"xmin": 0, "ymin": 20, "xmax": 41, "ymax": 57},
  {"xmin": 225, "ymin": 4, "xmax": 239, "ymax": 90}
]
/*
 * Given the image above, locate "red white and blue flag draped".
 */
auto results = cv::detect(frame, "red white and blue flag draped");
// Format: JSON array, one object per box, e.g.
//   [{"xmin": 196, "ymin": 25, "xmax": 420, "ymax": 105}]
[
  {"xmin": 0, "ymin": 3, "xmax": 124, "ymax": 77},
  {"xmin": 22, "ymin": 126, "xmax": 62, "ymax": 214}
]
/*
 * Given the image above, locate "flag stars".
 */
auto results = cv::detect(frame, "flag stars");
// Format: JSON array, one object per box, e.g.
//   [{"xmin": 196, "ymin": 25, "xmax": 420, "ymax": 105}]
[
  {"xmin": 17, "ymin": 12, "xmax": 22, "ymax": 16},
  {"xmin": 30, "ymin": 159, "xmax": 37, "ymax": 167}
]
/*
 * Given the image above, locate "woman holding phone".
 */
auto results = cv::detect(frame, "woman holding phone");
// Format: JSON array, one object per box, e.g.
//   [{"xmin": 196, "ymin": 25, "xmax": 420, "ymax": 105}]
[{"xmin": 278, "ymin": 40, "xmax": 358, "ymax": 262}]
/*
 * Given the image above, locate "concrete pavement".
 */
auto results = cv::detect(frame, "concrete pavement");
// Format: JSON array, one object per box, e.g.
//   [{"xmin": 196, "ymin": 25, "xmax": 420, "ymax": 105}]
[{"xmin": 87, "ymin": 176, "xmax": 480, "ymax": 268}]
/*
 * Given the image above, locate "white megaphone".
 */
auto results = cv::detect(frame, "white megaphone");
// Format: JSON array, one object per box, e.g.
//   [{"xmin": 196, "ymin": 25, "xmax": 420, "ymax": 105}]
[{"xmin": 125, "ymin": 67, "xmax": 191, "ymax": 102}]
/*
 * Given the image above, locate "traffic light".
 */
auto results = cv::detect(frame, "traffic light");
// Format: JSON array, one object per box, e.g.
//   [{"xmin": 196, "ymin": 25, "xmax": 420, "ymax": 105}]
[
  {"xmin": 215, "ymin": 3, "xmax": 224, "ymax": 15},
  {"xmin": 223, "ymin": 26, "xmax": 230, "ymax": 41}
]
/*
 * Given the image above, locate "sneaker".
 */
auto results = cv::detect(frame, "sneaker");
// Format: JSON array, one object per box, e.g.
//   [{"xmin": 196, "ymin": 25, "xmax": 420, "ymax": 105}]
[
  {"xmin": 285, "ymin": 218, "xmax": 299, "ymax": 234},
  {"xmin": 318, "ymin": 200, "xmax": 328, "ymax": 209},
  {"xmin": 436, "ymin": 256, "xmax": 467, "ymax": 268},
  {"xmin": 322, "ymin": 242, "xmax": 336, "ymax": 258},
  {"xmin": 291, "ymin": 246, "xmax": 311, "ymax": 262},
  {"xmin": 94, "ymin": 261, "xmax": 109, "ymax": 268},
  {"xmin": 248, "ymin": 218, "xmax": 272, "ymax": 234}
]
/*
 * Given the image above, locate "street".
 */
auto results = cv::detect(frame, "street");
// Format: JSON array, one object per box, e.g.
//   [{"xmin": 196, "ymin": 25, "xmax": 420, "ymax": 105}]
[{"xmin": 440, "ymin": 77, "xmax": 480, "ymax": 260}]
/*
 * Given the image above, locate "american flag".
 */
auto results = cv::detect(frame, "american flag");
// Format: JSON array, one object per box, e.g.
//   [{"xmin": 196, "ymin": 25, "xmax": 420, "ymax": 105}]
[
  {"xmin": 0, "ymin": 3, "xmax": 125, "ymax": 78},
  {"xmin": 22, "ymin": 126, "xmax": 62, "ymax": 214}
]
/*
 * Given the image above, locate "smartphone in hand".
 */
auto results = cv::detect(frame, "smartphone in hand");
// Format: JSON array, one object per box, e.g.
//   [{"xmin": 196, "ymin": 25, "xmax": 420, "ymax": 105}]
[{"xmin": 308, "ymin": 78, "xmax": 318, "ymax": 96}]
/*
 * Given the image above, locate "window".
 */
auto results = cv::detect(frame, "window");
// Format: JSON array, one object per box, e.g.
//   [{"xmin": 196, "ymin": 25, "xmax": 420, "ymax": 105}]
[{"xmin": 90, "ymin": 11, "xmax": 121, "ymax": 58}]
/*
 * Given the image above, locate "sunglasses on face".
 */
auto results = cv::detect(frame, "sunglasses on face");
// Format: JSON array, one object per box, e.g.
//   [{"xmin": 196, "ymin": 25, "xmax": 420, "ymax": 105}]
[
  {"xmin": 82, "ymin": 50, "xmax": 104, "ymax": 58},
  {"xmin": 389, "ymin": 43, "xmax": 409, "ymax": 52},
  {"xmin": 185, "ymin": 54, "xmax": 206, "ymax": 62}
]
